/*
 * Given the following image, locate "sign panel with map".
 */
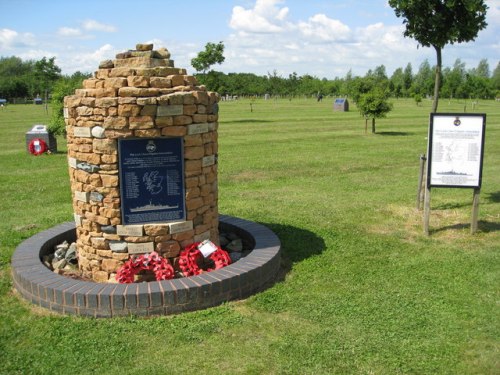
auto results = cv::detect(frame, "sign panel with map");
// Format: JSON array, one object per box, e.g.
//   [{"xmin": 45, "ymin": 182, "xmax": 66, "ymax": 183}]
[
  {"xmin": 427, "ymin": 113, "xmax": 486, "ymax": 188},
  {"xmin": 118, "ymin": 138, "xmax": 185, "ymax": 224}
]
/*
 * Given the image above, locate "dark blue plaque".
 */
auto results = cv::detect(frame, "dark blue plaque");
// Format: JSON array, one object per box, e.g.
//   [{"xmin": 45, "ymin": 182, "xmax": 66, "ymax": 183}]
[{"xmin": 118, "ymin": 138, "xmax": 185, "ymax": 224}]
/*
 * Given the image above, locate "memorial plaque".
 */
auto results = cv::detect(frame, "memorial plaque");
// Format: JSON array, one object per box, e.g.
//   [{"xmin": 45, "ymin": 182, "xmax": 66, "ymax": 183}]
[
  {"xmin": 119, "ymin": 137, "xmax": 186, "ymax": 224},
  {"xmin": 73, "ymin": 127, "xmax": 92, "ymax": 137},
  {"xmin": 128, "ymin": 242, "xmax": 154, "ymax": 254},
  {"xmin": 427, "ymin": 113, "xmax": 486, "ymax": 188}
]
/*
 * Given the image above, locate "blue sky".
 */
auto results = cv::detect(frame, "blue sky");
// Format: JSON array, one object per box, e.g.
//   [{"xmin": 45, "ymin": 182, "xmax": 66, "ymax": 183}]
[{"xmin": 1, "ymin": 0, "xmax": 498, "ymax": 78}]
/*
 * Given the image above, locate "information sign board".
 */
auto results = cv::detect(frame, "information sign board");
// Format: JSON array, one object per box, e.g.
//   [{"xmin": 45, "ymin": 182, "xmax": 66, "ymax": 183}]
[
  {"xmin": 118, "ymin": 138, "xmax": 185, "ymax": 224},
  {"xmin": 427, "ymin": 113, "xmax": 486, "ymax": 188}
]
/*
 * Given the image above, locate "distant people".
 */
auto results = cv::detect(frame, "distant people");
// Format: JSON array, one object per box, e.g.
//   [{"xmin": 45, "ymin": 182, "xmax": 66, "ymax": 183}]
[{"xmin": 317, "ymin": 93, "xmax": 323, "ymax": 102}]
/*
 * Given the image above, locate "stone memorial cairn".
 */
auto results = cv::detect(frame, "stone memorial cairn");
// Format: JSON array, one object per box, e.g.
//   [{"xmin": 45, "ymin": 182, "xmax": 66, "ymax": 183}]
[{"xmin": 64, "ymin": 44, "xmax": 220, "ymax": 282}]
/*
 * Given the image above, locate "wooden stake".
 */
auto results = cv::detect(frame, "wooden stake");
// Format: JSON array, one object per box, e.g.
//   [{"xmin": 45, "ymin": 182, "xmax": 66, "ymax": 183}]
[
  {"xmin": 416, "ymin": 154, "xmax": 426, "ymax": 210},
  {"xmin": 471, "ymin": 188, "xmax": 480, "ymax": 234},
  {"xmin": 423, "ymin": 186, "xmax": 431, "ymax": 235}
]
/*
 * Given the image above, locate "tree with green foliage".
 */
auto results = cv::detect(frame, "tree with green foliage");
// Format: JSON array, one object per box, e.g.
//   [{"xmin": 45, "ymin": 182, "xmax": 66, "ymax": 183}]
[
  {"xmin": 357, "ymin": 88, "xmax": 393, "ymax": 133},
  {"xmin": 491, "ymin": 62, "xmax": 500, "ymax": 97},
  {"xmin": 49, "ymin": 72, "xmax": 91, "ymax": 135},
  {"xmin": 191, "ymin": 41, "xmax": 225, "ymax": 74},
  {"xmin": 389, "ymin": 0, "xmax": 488, "ymax": 112}
]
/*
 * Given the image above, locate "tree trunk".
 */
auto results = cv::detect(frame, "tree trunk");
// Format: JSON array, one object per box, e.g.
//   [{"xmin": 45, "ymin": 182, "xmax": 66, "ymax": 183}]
[
  {"xmin": 371, "ymin": 118, "xmax": 376, "ymax": 133},
  {"xmin": 432, "ymin": 45, "xmax": 442, "ymax": 113}
]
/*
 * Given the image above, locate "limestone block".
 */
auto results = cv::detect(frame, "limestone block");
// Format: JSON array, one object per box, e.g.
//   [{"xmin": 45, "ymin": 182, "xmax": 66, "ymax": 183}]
[
  {"xmin": 118, "ymin": 97, "xmax": 137, "ymax": 104},
  {"xmin": 114, "ymin": 57, "xmax": 166, "ymax": 68},
  {"xmin": 185, "ymin": 159, "xmax": 202, "ymax": 173},
  {"xmin": 99, "ymin": 60, "xmax": 114, "ymax": 69},
  {"xmin": 140, "ymin": 105, "xmax": 157, "ymax": 116},
  {"xmin": 104, "ymin": 78, "xmax": 128, "ymax": 89},
  {"xmin": 184, "ymin": 76, "xmax": 197, "ymax": 86},
  {"xmin": 184, "ymin": 146, "xmax": 204, "ymax": 160},
  {"xmin": 144, "ymin": 224, "xmax": 169, "ymax": 236},
  {"xmin": 134, "ymin": 129, "xmax": 161, "ymax": 137},
  {"xmin": 91, "ymin": 237, "xmax": 108, "ymax": 250},
  {"xmin": 173, "ymin": 115, "xmax": 192, "ymax": 126},
  {"xmin": 150, "ymin": 77, "xmax": 171, "ymax": 88},
  {"xmin": 83, "ymin": 79, "xmax": 98, "ymax": 89},
  {"xmin": 127, "ymin": 76, "xmax": 149, "ymax": 88},
  {"xmin": 155, "ymin": 117, "xmax": 173, "ymax": 127},
  {"xmin": 101, "ymin": 154, "xmax": 117, "ymax": 163},
  {"xmin": 93, "ymin": 138, "xmax": 117, "ymax": 154},
  {"xmin": 102, "ymin": 258, "xmax": 121, "ymax": 272},
  {"xmin": 65, "ymin": 96, "xmax": 82, "ymax": 108},
  {"xmin": 95, "ymin": 88, "xmax": 117, "ymax": 98},
  {"xmin": 105, "ymin": 129, "xmax": 134, "ymax": 138},
  {"xmin": 101, "ymin": 174, "xmax": 119, "ymax": 188},
  {"xmin": 129, "ymin": 116, "xmax": 154, "ymax": 129},
  {"xmin": 156, "ymin": 47, "xmax": 171, "ymax": 58},
  {"xmin": 168, "ymin": 75, "xmax": 185, "ymax": 87},
  {"xmin": 186, "ymin": 197, "xmax": 204, "ymax": 211},
  {"xmin": 183, "ymin": 104, "xmax": 197, "ymax": 115},
  {"xmin": 119, "ymin": 87, "xmax": 160, "ymax": 97},
  {"xmin": 103, "ymin": 116, "xmax": 128, "ymax": 129},
  {"xmin": 194, "ymin": 91, "xmax": 209, "ymax": 105},
  {"xmin": 95, "ymin": 69, "xmax": 110, "ymax": 79},
  {"xmin": 184, "ymin": 134, "xmax": 203, "ymax": 147},
  {"xmin": 109, "ymin": 67, "xmax": 136, "ymax": 77},
  {"xmin": 95, "ymin": 97, "xmax": 119, "ymax": 107},
  {"xmin": 136, "ymin": 97, "xmax": 157, "ymax": 105},
  {"xmin": 118, "ymin": 104, "xmax": 141, "ymax": 117},
  {"xmin": 136, "ymin": 43, "xmax": 154, "ymax": 51},
  {"xmin": 192, "ymin": 114, "xmax": 208, "ymax": 123},
  {"xmin": 161, "ymin": 126, "xmax": 186, "ymax": 137},
  {"xmin": 156, "ymin": 241, "xmax": 180, "ymax": 258}
]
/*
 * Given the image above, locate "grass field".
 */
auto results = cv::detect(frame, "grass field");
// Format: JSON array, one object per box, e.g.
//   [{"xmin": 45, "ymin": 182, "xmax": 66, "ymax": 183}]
[{"xmin": 0, "ymin": 98, "xmax": 499, "ymax": 374}]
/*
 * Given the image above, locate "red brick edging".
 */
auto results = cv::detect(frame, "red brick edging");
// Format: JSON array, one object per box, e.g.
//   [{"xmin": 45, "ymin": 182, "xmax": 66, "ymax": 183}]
[{"xmin": 11, "ymin": 215, "xmax": 281, "ymax": 317}]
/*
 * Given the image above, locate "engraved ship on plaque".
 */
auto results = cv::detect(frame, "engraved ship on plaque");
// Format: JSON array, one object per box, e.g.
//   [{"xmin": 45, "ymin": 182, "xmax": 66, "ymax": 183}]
[{"xmin": 130, "ymin": 200, "xmax": 179, "ymax": 213}]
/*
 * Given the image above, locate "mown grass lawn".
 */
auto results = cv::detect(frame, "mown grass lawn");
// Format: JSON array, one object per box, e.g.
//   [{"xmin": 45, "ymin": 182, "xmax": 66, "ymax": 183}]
[{"xmin": 0, "ymin": 98, "xmax": 498, "ymax": 374}]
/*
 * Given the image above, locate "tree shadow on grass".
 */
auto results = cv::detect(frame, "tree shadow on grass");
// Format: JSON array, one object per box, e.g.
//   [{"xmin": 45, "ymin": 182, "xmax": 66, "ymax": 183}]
[
  {"xmin": 258, "ymin": 222, "xmax": 326, "ymax": 281},
  {"xmin": 377, "ymin": 131, "xmax": 414, "ymax": 136},
  {"xmin": 223, "ymin": 119, "xmax": 274, "ymax": 124},
  {"xmin": 433, "ymin": 201, "xmax": 472, "ymax": 210},
  {"xmin": 485, "ymin": 191, "xmax": 500, "ymax": 203},
  {"xmin": 430, "ymin": 220, "xmax": 500, "ymax": 234}
]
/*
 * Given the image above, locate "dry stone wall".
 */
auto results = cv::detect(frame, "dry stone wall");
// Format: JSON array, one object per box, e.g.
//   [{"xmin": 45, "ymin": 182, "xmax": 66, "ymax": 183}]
[{"xmin": 64, "ymin": 43, "xmax": 220, "ymax": 282}]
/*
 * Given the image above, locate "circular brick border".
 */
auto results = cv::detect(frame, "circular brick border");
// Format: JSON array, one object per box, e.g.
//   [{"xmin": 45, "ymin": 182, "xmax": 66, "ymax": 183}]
[{"xmin": 11, "ymin": 215, "xmax": 281, "ymax": 317}]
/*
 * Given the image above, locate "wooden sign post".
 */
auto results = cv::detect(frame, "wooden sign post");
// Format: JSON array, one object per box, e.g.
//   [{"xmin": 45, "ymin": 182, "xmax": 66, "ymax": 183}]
[{"xmin": 423, "ymin": 113, "xmax": 486, "ymax": 235}]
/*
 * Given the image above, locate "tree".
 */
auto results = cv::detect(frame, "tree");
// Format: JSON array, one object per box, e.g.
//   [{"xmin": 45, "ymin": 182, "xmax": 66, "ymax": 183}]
[
  {"xmin": 403, "ymin": 63, "xmax": 413, "ymax": 95},
  {"xmin": 357, "ymin": 88, "xmax": 393, "ymax": 133},
  {"xmin": 50, "ymin": 72, "xmax": 91, "ymax": 135},
  {"xmin": 191, "ymin": 41, "xmax": 225, "ymax": 74},
  {"xmin": 411, "ymin": 60, "xmax": 434, "ymax": 97},
  {"xmin": 492, "ymin": 62, "xmax": 500, "ymax": 97},
  {"xmin": 389, "ymin": 0, "xmax": 488, "ymax": 113}
]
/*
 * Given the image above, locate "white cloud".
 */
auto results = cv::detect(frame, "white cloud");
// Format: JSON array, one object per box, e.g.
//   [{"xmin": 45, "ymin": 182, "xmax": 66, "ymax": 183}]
[
  {"xmin": 297, "ymin": 14, "xmax": 351, "ymax": 42},
  {"xmin": 229, "ymin": 0, "xmax": 289, "ymax": 33},
  {"xmin": 57, "ymin": 27, "xmax": 82, "ymax": 37},
  {"xmin": 0, "ymin": 28, "xmax": 35, "ymax": 49},
  {"xmin": 82, "ymin": 20, "xmax": 117, "ymax": 33}
]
